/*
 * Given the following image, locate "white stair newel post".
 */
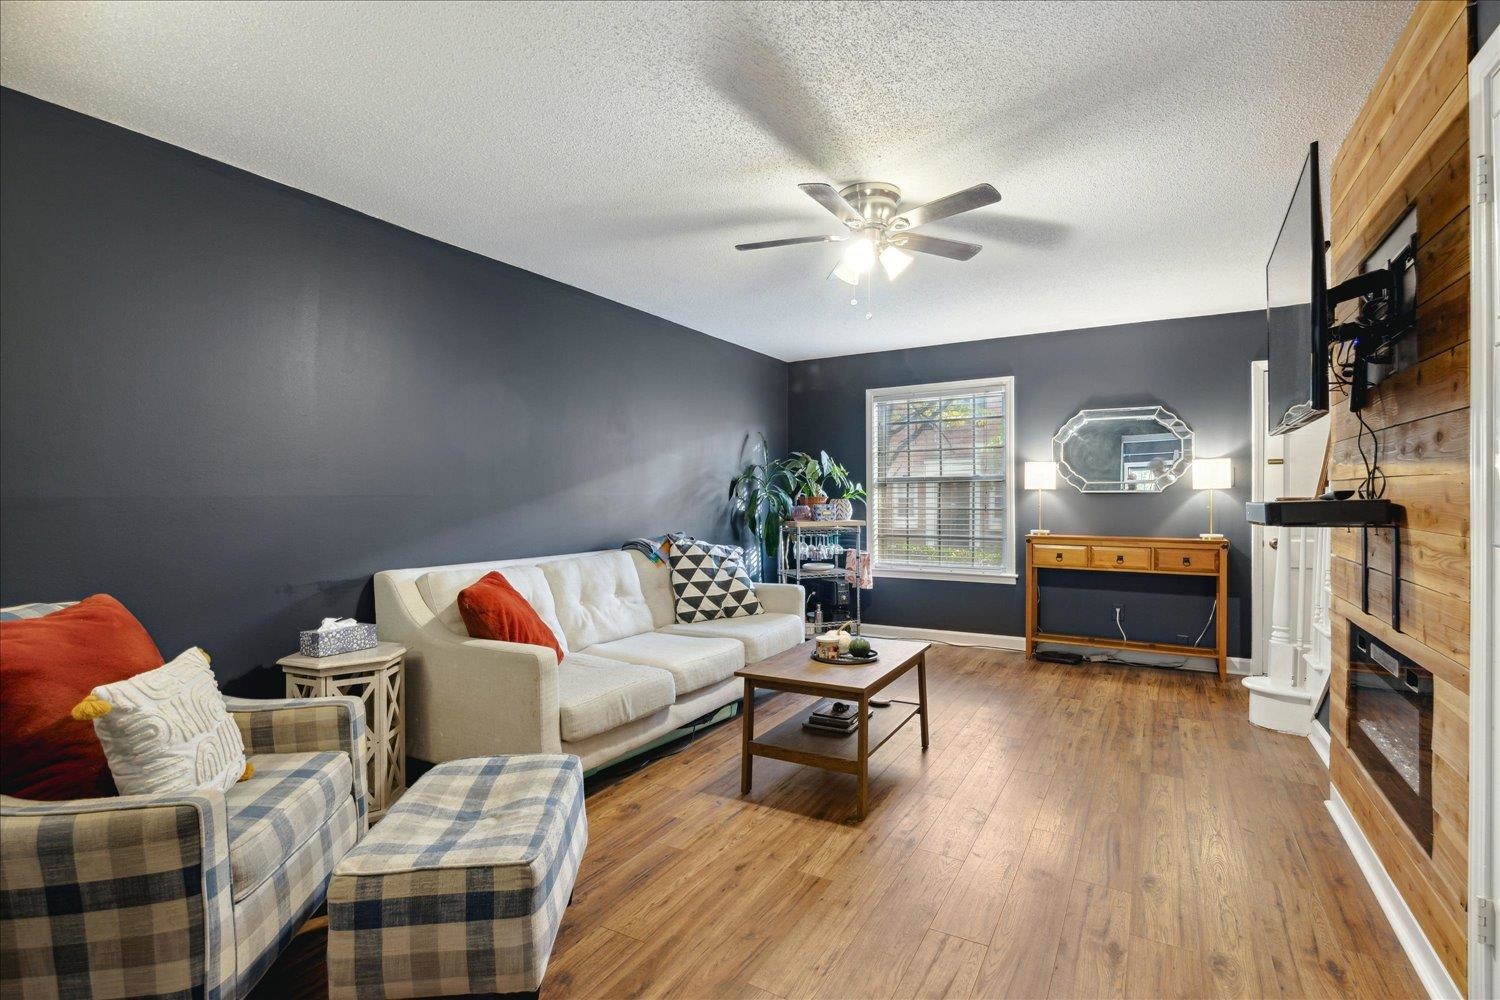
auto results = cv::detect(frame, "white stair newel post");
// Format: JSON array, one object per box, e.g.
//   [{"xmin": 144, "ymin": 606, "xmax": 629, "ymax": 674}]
[
  {"xmin": 1309, "ymin": 528, "xmax": 1332, "ymax": 675},
  {"xmin": 1298, "ymin": 529, "xmax": 1309, "ymax": 640},
  {"xmin": 1266, "ymin": 524, "xmax": 1298, "ymax": 687}
]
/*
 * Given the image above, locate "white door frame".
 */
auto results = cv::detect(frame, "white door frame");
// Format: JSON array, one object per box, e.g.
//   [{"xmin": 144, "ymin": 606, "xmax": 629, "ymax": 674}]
[
  {"xmin": 1469, "ymin": 26, "xmax": 1499, "ymax": 1000},
  {"xmin": 1250, "ymin": 360, "xmax": 1269, "ymax": 677}
]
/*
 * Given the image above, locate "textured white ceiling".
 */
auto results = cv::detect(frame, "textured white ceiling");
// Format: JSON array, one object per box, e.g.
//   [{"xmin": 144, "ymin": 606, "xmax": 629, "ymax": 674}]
[{"xmin": 0, "ymin": 0, "xmax": 1410, "ymax": 361}]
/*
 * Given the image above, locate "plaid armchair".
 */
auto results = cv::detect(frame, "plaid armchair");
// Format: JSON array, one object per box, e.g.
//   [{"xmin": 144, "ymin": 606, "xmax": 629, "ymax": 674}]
[{"xmin": 0, "ymin": 688, "xmax": 368, "ymax": 1000}]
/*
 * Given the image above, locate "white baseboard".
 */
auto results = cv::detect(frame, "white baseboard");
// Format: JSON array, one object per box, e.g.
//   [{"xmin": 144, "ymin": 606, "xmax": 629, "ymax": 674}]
[
  {"xmin": 1326, "ymin": 787, "xmax": 1461, "ymax": 1000},
  {"xmin": 1307, "ymin": 721, "xmax": 1330, "ymax": 767},
  {"xmin": 858, "ymin": 623, "xmax": 1025, "ymax": 650},
  {"xmin": 858, "ymin": 623, "xmax": 1251, "ymax": 676}
]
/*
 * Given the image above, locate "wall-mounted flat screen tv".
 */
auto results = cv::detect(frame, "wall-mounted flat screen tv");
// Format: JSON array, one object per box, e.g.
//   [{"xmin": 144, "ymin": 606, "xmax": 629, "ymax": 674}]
[{"xmin": 1266, "ymin": 142, "xmax": 1329, "ymax": 436}]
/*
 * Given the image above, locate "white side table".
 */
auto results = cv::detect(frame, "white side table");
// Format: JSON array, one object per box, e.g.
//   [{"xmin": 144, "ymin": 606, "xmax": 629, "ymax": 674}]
[{"xmin": 277, "ymin": 642, "xmax": 406, "ymax": 821}]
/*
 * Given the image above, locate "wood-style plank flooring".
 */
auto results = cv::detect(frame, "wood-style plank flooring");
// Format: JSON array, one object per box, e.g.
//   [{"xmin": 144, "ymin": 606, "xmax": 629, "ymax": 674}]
[{"xmin": 261, "ymin": 645, "xmax": 1427, "ymax": 998}]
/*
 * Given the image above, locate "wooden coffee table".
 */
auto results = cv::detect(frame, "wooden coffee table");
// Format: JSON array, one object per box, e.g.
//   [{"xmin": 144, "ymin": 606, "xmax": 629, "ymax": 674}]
[{"xmin": 737, "ymin": 638, "xmax": 931, "ymax": 820}]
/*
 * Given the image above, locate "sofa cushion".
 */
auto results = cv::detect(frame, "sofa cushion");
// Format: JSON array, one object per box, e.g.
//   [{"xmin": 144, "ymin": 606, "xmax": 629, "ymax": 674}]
[
  {"xmin": 582, "ymin": 632, "xmax": 743, "ymax": 696},
  {"xmin": 626, "ymin": 550, "xmax": 677, "ymax": 629},
  {"xmin": 227, "ymin": 750, "xmax": 352, "ymax": 902},
  {"xmin": 556, "ymin": 654, "xmax": 674, "ymax": 742},
  {"xmin": 418, "ymin": 564, "xmax": 567, "ymax": 650},
  {"xmin": 459, "ymin": 572, "xmax": 565, "ymax": 664},
  {"xmin": 0, "ymin": 594, "xmax": 164, "ymax": 801},
  {"xmin": 542, "ymin": 552, "xmax": 655, "ymax": 650},
  {"xmin": 660, "ymin": 612, "xmax": 805, "ymax": 662}
]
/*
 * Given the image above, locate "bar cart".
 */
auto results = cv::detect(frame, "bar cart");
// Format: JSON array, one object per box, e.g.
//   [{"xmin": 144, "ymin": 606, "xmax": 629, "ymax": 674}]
[{"xmin": 778, "ymin": 519, "xmax": 866, "ymax": 638}]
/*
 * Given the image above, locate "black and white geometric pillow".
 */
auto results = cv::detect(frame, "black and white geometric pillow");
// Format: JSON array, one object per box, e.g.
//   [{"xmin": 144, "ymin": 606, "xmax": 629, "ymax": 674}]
[{"xmin": 668, "ymin": 538, "xmax": 763, "ymax": 623}]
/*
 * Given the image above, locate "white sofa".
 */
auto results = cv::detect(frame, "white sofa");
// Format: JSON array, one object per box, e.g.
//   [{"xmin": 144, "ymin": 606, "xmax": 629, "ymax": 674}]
[{"xmin": 374, "ymin": 549, "xmax": 806, "ymax": 770}]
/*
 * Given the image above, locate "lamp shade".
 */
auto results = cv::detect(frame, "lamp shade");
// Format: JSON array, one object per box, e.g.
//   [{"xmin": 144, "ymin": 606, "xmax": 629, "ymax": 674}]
[
  {"xmin": 1024, "ymin": 461, "xmax": 1058, "ymax": 491},
  {"xmin": 1193, "ymin": 458, "xmax": 1233, "ymax": 491}
]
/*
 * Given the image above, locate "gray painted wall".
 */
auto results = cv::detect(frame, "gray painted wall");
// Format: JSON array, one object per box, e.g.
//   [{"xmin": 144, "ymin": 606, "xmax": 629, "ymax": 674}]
[
  {"xmin": 1479, "ymin": 0, "xmax": 1498, "ymax": 48},
  {"xmin": 0, "ymin": 89, "xmax": 788, "ymax": 695},
  {"xmin": 788, "ymin": 313, "xmax": 1266, "ymax": 658}
]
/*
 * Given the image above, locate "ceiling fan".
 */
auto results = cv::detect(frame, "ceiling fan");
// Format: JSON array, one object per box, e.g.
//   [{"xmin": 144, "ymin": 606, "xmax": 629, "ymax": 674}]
[{"xmin": 735, "ymin": 181, "xmax": 1001, "ymax": 284}]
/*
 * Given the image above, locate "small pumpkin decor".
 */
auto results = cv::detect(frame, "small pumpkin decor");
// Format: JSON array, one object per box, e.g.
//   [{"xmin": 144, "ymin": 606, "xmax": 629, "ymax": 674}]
[{"xmin": 813, "ymin": 629, "xmax": 876, "ymax": 663}]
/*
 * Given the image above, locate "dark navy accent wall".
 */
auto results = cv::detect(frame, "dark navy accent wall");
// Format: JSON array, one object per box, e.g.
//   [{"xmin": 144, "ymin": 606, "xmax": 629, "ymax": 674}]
[
  {"xmin": 0, "ymin": 89, "xmax": 788, "ymax": 695},
  {"xmin": 788, "ymin": 313, "xmax": 1266, "ymax": 659},
  {"xmin": 1479, "ymin": 0, "xmax": 1498, "ymax": 48}
]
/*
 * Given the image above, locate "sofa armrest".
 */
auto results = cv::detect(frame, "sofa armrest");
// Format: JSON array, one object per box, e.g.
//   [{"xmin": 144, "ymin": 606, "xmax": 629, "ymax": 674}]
[
  {"xmin": 401, "ymin": 627, "xmax": 562, "ymax": 762},
  {"xmin": 226, "ymin": 695, "xmax": 368, "ymax": 831},
  {"xmin": 756, "ymin": 582, "xmax": 806, "ymax": 617},
  {"xmin": 0, "ymin": 790, "xmax": 236, "ymax": 998}
]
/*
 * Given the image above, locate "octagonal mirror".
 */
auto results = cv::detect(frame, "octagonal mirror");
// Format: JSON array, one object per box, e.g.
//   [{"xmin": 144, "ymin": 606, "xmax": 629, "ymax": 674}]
[{"xmin": 1053, "ymin": 405, "xmax": 1194, "ymax": 493}]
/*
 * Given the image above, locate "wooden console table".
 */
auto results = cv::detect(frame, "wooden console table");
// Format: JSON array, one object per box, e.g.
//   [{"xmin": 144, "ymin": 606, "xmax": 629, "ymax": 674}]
[{"xmin": 1024, "ymin": 534, "xmax": 1229, "ymax": 680}]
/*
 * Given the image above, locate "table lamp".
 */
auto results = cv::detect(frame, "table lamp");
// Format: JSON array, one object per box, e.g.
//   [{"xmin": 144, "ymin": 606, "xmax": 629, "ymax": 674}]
[
  {"xmin": 1193, "ymin": 458, "xmax": 1233, "ymax": 539},
  {"xmin": 1024, "ymin": 461, "xmax": 1057, "ymax": 535}
]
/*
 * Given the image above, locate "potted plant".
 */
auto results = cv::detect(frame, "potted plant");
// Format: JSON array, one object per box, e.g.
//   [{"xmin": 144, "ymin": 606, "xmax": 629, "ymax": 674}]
[
  {"xmin": 824, "ymin": 459, "xmax": 865, "ymax": 520},
  {"xmin": 728, "ymin": 434, "xmax": 794, "ymax": 579},
  {"xmin": 778, "ymin": 451, "xmax": 833, "ymax": 507}
]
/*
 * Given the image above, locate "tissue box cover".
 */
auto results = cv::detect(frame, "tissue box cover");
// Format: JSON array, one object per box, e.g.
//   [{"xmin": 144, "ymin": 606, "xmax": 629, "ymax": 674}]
[{"xmin": 299, "ymin": 622, "xmax": 379, "ymax": 658}]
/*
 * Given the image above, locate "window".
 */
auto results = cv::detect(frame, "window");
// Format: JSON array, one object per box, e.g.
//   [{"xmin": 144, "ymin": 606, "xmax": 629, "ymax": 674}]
[{"xmin": 866, "ymin": 377, "xmax": 1016, "ymax": 583}]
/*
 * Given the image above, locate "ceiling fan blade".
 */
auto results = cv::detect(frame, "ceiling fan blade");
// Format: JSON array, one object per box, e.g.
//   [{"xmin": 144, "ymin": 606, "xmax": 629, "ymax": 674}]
[
  {"xmin": 890, "ymin": 233, "xmax": 983, "ymax": 261},
  {"xmin": 890, "ymin": 183, "xmax": 1001, "ymax": 231},
  {"xmin": 798, "ymin": 183, "xmax": 864, "ymax": 225},
  {"xmin": 735, "ymin": 235, "xmax": 847, "ymax": 251}
]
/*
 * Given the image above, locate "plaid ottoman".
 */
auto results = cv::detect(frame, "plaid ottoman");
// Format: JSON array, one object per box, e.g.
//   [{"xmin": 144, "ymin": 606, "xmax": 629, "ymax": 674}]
[{"xmin": 327, "ymin": 755, "xmax": 586, "ymax": 999}]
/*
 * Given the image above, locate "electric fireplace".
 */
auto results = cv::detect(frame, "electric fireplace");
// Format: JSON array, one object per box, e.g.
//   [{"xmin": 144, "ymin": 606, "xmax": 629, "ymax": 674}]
[{"xmin": 1346, "ymin": 624, "xmax": 1434, "ymax": 853}]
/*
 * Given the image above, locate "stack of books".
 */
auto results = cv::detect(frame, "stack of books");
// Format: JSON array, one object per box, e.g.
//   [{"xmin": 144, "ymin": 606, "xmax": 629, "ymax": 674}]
[{"xmin": 802, "ymin": 701, "xmax": 870, "ymax": 737}]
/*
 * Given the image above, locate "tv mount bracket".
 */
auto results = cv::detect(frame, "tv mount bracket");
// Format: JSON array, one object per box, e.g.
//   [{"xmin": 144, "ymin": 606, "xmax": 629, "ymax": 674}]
[
  {"xmin": 1325, "ymin": 236, "xmax": 1414, "ymax": 635},
  {"xmin": 1324, "ymin": 236, "xmax": 1419, "ymax": 412}
]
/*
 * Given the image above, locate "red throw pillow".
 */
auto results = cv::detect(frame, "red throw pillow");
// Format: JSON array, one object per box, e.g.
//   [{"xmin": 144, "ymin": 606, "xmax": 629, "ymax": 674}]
[
  {"xmin": 0, "ymin": 595, "xmax": 164, "ymax": 800},
  {"xmin": 458, "ymin": 572, "xmax": 564, "ymax": 664}
]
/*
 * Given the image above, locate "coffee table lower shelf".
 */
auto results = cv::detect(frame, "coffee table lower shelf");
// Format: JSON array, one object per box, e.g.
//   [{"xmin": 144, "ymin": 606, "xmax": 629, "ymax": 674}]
[{"xmin": 749, "ymin": 698, "xmax": 920, "ymax": 775}]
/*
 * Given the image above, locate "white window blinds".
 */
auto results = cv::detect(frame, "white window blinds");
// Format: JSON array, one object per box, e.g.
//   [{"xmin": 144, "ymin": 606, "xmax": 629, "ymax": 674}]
[{"xmin": 870, "ymin": 380, "xmax": 1012, "ymax": 574}]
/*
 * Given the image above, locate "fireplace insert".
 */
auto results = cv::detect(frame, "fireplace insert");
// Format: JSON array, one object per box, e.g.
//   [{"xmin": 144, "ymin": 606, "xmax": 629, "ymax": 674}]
[{"xmin": 1346, "ymin": 624, "xmax": 1433, "ymax": 853}]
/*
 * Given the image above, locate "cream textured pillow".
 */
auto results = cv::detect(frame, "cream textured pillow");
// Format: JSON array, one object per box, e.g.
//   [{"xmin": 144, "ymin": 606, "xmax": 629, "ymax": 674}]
[{"xmin": 80, "ymin": 647, "xmax": 248, "ymax": 795}]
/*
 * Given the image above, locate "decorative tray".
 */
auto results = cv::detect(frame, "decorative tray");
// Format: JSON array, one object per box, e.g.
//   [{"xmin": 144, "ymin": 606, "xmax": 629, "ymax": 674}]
[{"xmin": 811, "ymin": 649, "xmax": 879, "ymax": 665}]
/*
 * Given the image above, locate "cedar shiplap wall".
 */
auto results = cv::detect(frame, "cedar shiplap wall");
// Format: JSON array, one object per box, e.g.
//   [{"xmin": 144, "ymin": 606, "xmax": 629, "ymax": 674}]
[{"xmin": 1325, "ymin": 0, "xmax": 1472, "ymax": 989}]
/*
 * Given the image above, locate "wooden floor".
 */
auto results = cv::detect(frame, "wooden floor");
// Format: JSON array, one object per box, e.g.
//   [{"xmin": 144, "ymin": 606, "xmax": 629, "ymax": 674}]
[{"xmin": 264, "ymin": 645, "xmax": 1428, "ymax": 999}]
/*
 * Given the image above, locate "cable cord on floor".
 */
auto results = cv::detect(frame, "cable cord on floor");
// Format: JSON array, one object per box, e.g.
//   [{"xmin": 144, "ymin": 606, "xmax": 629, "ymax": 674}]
[{"xmin": 1192, "ymin": 598, "xmax": 1218, "ymax": 647}]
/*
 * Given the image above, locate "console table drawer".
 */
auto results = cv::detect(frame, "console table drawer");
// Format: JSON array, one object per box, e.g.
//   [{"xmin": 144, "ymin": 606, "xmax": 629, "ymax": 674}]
[
  {"xmin": 1157, "ymin": 547, "xmax": 1219, "ymax": 572},
  {"xmin": 1090, "ymin": 545, "xmax": 1151, "ymax": 569},
  {"xmin": 1034, "ymin": 544, "xmax": 1088, "ymax": 567}
]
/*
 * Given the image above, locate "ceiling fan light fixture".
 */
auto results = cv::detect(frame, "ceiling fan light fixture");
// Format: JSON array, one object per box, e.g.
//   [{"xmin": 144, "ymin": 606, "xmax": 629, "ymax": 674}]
[
  {"xmin": 879, "ymin": 246, "xmax": 914, "ymax": 281},
  {"xmin": 736, "ymin": 179, "xmax": 1001, "ymax": 288},
  {"xmin": 842, "ymin": 234, "xmax": 877, "ymax": 275}
]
